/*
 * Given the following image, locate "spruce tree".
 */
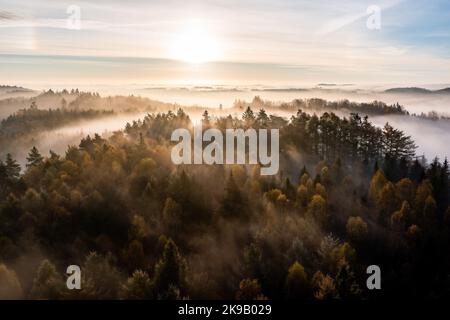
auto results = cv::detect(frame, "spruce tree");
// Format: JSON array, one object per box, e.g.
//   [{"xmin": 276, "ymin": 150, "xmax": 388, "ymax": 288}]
[
  {"xmin": 5, "ymin": 154, "xmax": 20, "ymax": 179},
  {"xmin": 153, "ymin": 239, "xmax": 188, "ymax": 299},
  {"xmin": 26, "ymin": 146, "xmax": 44, "ymax": 168}
]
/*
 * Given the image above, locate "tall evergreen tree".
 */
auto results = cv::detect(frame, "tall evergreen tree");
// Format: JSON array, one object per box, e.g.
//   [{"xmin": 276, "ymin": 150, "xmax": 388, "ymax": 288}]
[
  {"xmin": 26, "ymin": 146, "xmax": 44, "ymax": 168},
  {"xmin": 153, "ymin": 239, "xmax": 188, "ymax": 299},
  {"xmin": 242, "ymin": 106, "xmax": 255, "ymax": 126},
  {"xmin": 30, "ymin": 260, "xmax": 64, "ymax": 299},
  {"xmin": 382, "ymin": 123, "xmax": 416, "ymax": 160},
  {"xmin": 5, "ymin": 154, "xmax": 20, "ymax": 179}
]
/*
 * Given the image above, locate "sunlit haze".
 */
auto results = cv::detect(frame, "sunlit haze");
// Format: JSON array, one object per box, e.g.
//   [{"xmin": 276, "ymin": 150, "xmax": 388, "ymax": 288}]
[{"xmin": 1, "ymin": 0, "xmax": 450, "ymax": 86}]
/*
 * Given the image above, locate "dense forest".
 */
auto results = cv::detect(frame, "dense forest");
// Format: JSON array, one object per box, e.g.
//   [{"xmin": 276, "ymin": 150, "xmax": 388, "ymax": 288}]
[
  {"xmin": 233, "ymin": 96, "xmax": 409, "ymax": 116},
  {"xmin": 0, "ymin": 89, "xmax": 173, "ymax": 120},
  {"xmin": 0, "ymin": 102, "xmax": 114, "ymax": 137},
  {"xmin": 0, "ymin": 106, "xmax": 449, "ymax": 300}
]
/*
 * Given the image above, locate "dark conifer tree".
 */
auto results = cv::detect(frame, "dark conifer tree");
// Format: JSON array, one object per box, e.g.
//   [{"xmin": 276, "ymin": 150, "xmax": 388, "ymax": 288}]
[
  {"xmin": 5, "ymin": 154, "xmax": 20, "ymax": 179},
  {"xmin": 26, "ymin": 146, "xmax": 43, "ymax": 168}
]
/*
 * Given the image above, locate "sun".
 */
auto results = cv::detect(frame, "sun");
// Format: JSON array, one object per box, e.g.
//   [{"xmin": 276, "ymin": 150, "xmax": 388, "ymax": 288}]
[{"xmin": 170, "ymin": 22, "xmax": 221, "ymax": 64}]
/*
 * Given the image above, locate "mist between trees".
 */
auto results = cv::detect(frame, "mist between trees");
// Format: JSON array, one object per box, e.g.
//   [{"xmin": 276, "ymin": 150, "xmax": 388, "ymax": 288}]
[{"xmin": 0, "ymin": 96, "xmax": 449, "ymax": 300}]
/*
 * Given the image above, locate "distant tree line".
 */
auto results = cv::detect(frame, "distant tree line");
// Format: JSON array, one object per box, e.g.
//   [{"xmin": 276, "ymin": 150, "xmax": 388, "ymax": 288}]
[
  {"xmin": 0, "ymin": 103, "xmax": 114, "ymax": 137},
  {"xmin": 233, "ymin": 96, "xmax": 408, "ymax": 116}
]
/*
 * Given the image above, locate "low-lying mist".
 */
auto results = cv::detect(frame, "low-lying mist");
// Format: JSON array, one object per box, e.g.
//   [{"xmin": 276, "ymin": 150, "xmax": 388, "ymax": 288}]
[
  {"xmin": 1, "ymin": 85, "xmax": 449, "ymax": 166},
  {"xmin": 133, "ymin": 86, "xmax": 450, "ymax": 117},
  {"xmin": 370, "ymin": 115, "xmax": 450, "ymax": 162},
  {"xmin": 0, "ymin": 112, "xmax": 148, "ymax": 167}
]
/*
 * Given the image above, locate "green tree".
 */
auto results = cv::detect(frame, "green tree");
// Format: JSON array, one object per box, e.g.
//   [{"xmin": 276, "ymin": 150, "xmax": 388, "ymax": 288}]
[
  {"xmin": 5, "ymin": 154, "xmax": 20, "ymax": 179},
  {"xmin": 382, "ymin": 123, "xmax": 416, "ymax": 159},
  {"xmin": 121, "ymin": 270, "xmax": 153, "ymax": 299},
  {"xmin": 202, "ymin": 110, "xmax": 211, "ymax": 126},
  {"xmin": 82, "ymin": 252, "xmax": 122, "ymax": 299},
  {"xmin": 153, "ymin": 239, "xmax": 188, "ymax": 299},
  {"xmin": 242, "ymin": 106, "xmax": 255, "ymax": 126},
  {"xmin": 256, "ymin": 109, "xmax": 269, "ymax": 127},
  {"xmin": 26, "ymin": 146, "xmax": 44, "ymax": 168},
  {"xmin": 30, "ymin": 260, "xmax": 65, "ymax": 299}
]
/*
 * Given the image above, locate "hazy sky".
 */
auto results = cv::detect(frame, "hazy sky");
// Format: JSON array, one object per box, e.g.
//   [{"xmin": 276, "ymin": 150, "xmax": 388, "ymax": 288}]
[{"xmin": 1, "ymin": 0, "xmax": 450, "ymax": 86}]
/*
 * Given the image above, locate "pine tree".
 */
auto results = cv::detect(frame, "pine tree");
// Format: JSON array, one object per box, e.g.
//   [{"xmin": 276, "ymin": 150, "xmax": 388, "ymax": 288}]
[
  {"xmin": 0, "ymin": 161, "xmax": 7, "ymax": 187},
  {"xmin": 441, "ymin": 158, "xmax": 449, "ymax": 212},
  {"xmin": 202, "ymin": 110, "xmax": 211, "ymax": 126},
  {"xmin": 382, "ymin": 123, "xmax": 416, "ymax": 160},
  {"xmin": 49, "ymin": 150, "xmax": 60, "ymax": 160},
  {"xmin": 409, "ymin": 158, "xmax": 425, "ymax": 182},
  {"xmin": 26, "ymin": 146, "xmax": 44, "ymax": 168},
  {"xmin": 256, "ymin": 109, "xmax": 269, "ymax": 127},
  {"xmin": 82, "ymin": 252, "xmax": 122, "ymax": 299},
  {"xmin": 242, "ymin": 106, "xmax": 255, "ymax": 126},
  {"xmin": 153, "ymin": 239, "xmax": 188, "ymax": 299},
  {"xmin": 5, "ymin": 154, "xmax": 20, "ymax": 179},
  {"xmin": 30, "ymin": 260, "xmax": 65, "ymax": 299},
  {"xmin": 121, "ymin": 270, "xmax": 153, "ymax": 299}
]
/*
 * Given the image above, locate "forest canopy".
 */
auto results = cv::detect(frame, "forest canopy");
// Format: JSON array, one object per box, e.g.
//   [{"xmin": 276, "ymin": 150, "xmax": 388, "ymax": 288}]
[{"xmin": 0, "ymin": 105, "xmax": 449, "ymax": 300}]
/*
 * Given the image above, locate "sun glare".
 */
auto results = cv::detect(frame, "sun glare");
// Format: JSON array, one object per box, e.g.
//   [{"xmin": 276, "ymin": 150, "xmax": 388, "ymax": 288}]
[{"xmin": 170, "ymin": 22, "xmax": 221, "ymax": 64}]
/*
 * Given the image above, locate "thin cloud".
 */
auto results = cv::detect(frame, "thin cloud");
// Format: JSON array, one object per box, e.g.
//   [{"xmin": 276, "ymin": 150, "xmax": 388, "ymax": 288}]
[{"xmin": 0, "ymin": 10, "xmax": 18, "ymax": 20}]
